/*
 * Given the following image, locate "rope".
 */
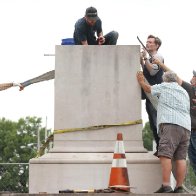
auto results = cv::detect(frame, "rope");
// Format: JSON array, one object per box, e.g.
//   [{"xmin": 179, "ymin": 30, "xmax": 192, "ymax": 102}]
[
  {"xmin": 20, "ymin": 70, "xmax": 55, "ymax": 89},
  {"xmin": 36, "ymin": 119, "xmax": 142, "ymax": 157}
]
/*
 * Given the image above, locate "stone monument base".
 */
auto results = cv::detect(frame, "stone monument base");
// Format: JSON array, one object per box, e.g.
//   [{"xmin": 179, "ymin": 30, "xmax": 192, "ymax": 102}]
[
  {"xmin": 29, "ymin": 46, "xmax": 162, "ymax": 194},
  {"xmin": 29, "ymin": 152, "xmax": 161, "ymax": 194}
]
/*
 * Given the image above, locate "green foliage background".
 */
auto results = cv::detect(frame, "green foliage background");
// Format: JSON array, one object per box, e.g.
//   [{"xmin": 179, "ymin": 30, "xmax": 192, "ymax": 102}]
[
  {"xmin": 0, "ymin": 118, "xmax": 196, "ymax": 192},
  {"xmin": 142, "ymin": 121, "xmax": 153, "ymax": 151},
  {"xmin": 0, "ymin": 116, "xmax": 45, "ymax": 193}
]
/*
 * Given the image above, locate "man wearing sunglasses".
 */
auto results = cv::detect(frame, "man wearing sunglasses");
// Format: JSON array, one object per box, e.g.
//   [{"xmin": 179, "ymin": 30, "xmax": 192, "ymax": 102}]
[{"xmin": 74, "ymin": 7, "xmax": 118, "ymax": 45}]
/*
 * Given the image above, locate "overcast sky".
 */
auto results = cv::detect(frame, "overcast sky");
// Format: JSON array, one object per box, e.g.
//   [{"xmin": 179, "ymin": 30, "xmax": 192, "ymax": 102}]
[{"xmin": 0, "ymin": 0, "xmax": 195, "ymax": 130}]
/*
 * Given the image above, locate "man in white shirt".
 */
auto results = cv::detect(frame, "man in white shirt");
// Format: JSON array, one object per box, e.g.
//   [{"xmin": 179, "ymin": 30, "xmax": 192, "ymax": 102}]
[{"xmin": 137, "ymin": 71, "xmax": 191, "ymax": 193}]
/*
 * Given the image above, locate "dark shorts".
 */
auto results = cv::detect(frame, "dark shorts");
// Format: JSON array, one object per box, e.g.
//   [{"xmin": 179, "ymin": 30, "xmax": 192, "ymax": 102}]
[{"xmin": 158, "ymin": 123, "xmax": 190, "ymax": 160}]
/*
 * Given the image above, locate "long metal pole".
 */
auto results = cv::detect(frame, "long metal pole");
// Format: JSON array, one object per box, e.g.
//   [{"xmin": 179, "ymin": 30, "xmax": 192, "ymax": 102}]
[
  {"xmin": 45, "ymin": 116, "xmax": 47, "ymax": 141},
  {"xmin": 37, "ymin": 126, "xmax": 40, "ymax": 152}
]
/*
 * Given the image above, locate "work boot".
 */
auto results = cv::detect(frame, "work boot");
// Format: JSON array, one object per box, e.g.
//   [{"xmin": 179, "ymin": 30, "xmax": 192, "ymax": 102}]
[
  {"xmin": 154, "ymin": 185, "xmax": 173, "ymax": 193},
  {"xmin": 173, "ymin": 186, "xmax": 186, "ymax": 193}
]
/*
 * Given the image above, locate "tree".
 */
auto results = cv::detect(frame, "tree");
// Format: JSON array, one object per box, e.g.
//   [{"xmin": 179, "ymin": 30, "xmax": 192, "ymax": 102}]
[
  {"xmin": 142, "ymin": 121, "xmax": 153, "ymax": 151},
  {"xmin": 0, "ymin": 116, "xmax": 45, "ymax": 193}
]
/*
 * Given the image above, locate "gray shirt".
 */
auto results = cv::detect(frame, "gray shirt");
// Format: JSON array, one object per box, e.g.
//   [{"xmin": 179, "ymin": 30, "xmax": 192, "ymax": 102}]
[{"xmin": 145, "ymin": 53, "xmax": 164, "ymax": 76}]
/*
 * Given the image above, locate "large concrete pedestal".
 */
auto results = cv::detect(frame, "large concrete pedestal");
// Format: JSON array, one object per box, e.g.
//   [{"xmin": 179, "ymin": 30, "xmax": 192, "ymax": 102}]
[{"xmin": 29, "ymin": 46, "xmax": 161, "ymax": 194}]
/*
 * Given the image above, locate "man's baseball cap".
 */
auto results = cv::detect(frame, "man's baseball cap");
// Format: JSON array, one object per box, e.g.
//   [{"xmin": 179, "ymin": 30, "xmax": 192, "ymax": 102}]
[
  {"xmin": 85, "ymin": 6, "xmax": 98, "ymax": 21},
  {"xmin": 193, "ymin": 70, "xmax": 196, "ymax": 77}
]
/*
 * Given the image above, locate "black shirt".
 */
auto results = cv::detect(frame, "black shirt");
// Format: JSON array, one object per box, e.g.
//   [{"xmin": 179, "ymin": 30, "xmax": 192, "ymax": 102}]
[
  {"xmin": 73, "ymin": 17, "xmax": 102, "ymax": 45},
  {"xmin": 142, "ymin": 58, "xmax": 164, "ymax": 99},
  {"xmin": 181, "ymin": 81, "xmax": 196, "ymax": 129}
]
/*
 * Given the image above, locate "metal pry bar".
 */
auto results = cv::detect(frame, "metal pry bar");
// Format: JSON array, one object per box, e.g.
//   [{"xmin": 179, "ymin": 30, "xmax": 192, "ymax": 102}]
[{"xmin": 137, "ymin": 36, "xmax": 153, "ymax": 58}]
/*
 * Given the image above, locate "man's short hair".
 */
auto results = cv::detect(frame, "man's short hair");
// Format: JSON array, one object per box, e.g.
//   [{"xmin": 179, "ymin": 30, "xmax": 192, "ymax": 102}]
[
  {"xmin": 162, "ymin": 71, "xmax": 178, "ymax": 83},
  {"xmin": 85, "ymin": 6, "xmax": 98, "ymax": 21},
  {"xmin": 148, "ymin": 34, "xmax": 162, "ymax": 50}
]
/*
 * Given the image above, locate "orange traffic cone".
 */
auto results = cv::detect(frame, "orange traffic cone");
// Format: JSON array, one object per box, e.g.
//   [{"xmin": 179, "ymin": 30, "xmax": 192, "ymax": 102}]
[{"xmin": 108, "ymin": 133, "xmax": 130, "ymax": 192}]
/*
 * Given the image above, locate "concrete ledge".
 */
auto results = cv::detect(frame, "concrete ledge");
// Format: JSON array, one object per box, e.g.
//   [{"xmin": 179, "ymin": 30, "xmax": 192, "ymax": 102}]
[
  {"xmin": 29, "ymin": 152, "xmax": 161, "ymax": 193},
  {"xmin": 29, "ymin": 152, "xmax": 159, "ymax": 164},
  {"xmin": 1, "ymin": 193, "xmax": 196, "ymax": 196},
  {"xmin": 51, "ymin": 140, "xmax": 146, "ymax": 153}
]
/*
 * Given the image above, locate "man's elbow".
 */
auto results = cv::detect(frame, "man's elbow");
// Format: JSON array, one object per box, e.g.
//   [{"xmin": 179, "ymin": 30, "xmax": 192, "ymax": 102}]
[
  {"xmin": 146, "ymin": 87, "xmax": 151, "ymax": 93},
  {"xmin": 141, "ymin": 83, "xmax": 151, "ymax": 93},
  {"xmin": 149, "ymin": 69, "xmax": 159, "ymax": 76},
  {"xmin": 81, "ymin": 40, "xmax": 88, "ymax": 45},
  {"xmin": 149, "ymin": 72, "xmax": 157, "ymax": 76},
  {"xmin": 143, "ymin": 85, "xmax": 151, "ymax": 93}
]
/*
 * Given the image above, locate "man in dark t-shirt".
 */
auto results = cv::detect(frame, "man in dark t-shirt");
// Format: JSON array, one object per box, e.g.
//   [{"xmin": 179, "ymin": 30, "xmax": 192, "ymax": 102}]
[
  {"xmin": 140, "ymin": 35, "xmax": 164, "ymax": 153},
  {"xmin": 181, "ymin": 71, "xmax": 196, "ymax": 176},
  {"xmin": 73, "ymin": 7, "xmax": 118, "ymax": 45}
]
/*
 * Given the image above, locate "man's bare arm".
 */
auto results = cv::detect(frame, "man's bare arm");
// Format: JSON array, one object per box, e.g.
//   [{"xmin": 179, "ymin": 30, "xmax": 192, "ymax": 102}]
[
  {"xmin": 136, "ymin": 71, "xmax": 151, "ymax": 93},
  {"xmin": 152, "ymin": 57, "xmax": 183, "ymax": 85}
]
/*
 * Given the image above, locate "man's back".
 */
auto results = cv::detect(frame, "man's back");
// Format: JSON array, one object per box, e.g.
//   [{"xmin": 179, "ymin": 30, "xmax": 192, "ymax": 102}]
[{"xmin": 152, "ymin": 82, "xmax": 191, "ymax": 131}]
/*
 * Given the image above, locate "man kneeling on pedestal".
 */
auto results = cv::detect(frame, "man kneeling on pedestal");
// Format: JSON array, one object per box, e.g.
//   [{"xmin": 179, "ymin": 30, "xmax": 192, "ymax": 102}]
[{"xmin": 73, "ymin": 6, "xmax": 119, "ymax": 45}]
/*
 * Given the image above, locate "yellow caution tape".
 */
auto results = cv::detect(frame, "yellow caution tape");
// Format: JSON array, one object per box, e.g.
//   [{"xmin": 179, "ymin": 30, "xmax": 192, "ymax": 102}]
[
  {"xmin": 36, "ymin": 119, "xmax": 142, "ymax": 157},
  {"xmin": 54, "ymin": 119, "xmax": 142, "ymax": 134}
]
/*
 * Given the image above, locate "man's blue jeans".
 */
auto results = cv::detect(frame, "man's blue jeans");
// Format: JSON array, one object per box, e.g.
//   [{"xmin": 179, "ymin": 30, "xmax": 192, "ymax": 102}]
[
  {"xmin": 146, "ymin": 99, "xmax": 159, "ymax": 151},
  {"xmin": 74, "ymin": 31, "xmax": 118, "ymax": 45},
  {"xmin": 103, "ymin": 31, "xmax": 119, "ymax": 45},
  {"xmin": 188, "ymin": 130, "xmax": 196, "ymax": 175}
]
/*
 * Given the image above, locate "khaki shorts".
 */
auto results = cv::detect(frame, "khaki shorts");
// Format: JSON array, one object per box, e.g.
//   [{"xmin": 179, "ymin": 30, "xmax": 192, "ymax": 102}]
[{"xmin": 158, "ymin": 123, "xmax": 190, "ymax": 160}]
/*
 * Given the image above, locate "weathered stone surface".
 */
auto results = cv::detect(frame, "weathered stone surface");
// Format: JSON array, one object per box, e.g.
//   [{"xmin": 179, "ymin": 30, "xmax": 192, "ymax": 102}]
[{"xmin": 29, "ymin": 46, "xmax": 161, "ymax": 194}]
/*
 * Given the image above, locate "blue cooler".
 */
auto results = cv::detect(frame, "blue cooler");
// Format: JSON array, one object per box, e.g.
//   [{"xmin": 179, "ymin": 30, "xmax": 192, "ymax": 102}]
[{"xmin": 61, "ymin": 38, "xmax": 75, "ymax": 45}]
